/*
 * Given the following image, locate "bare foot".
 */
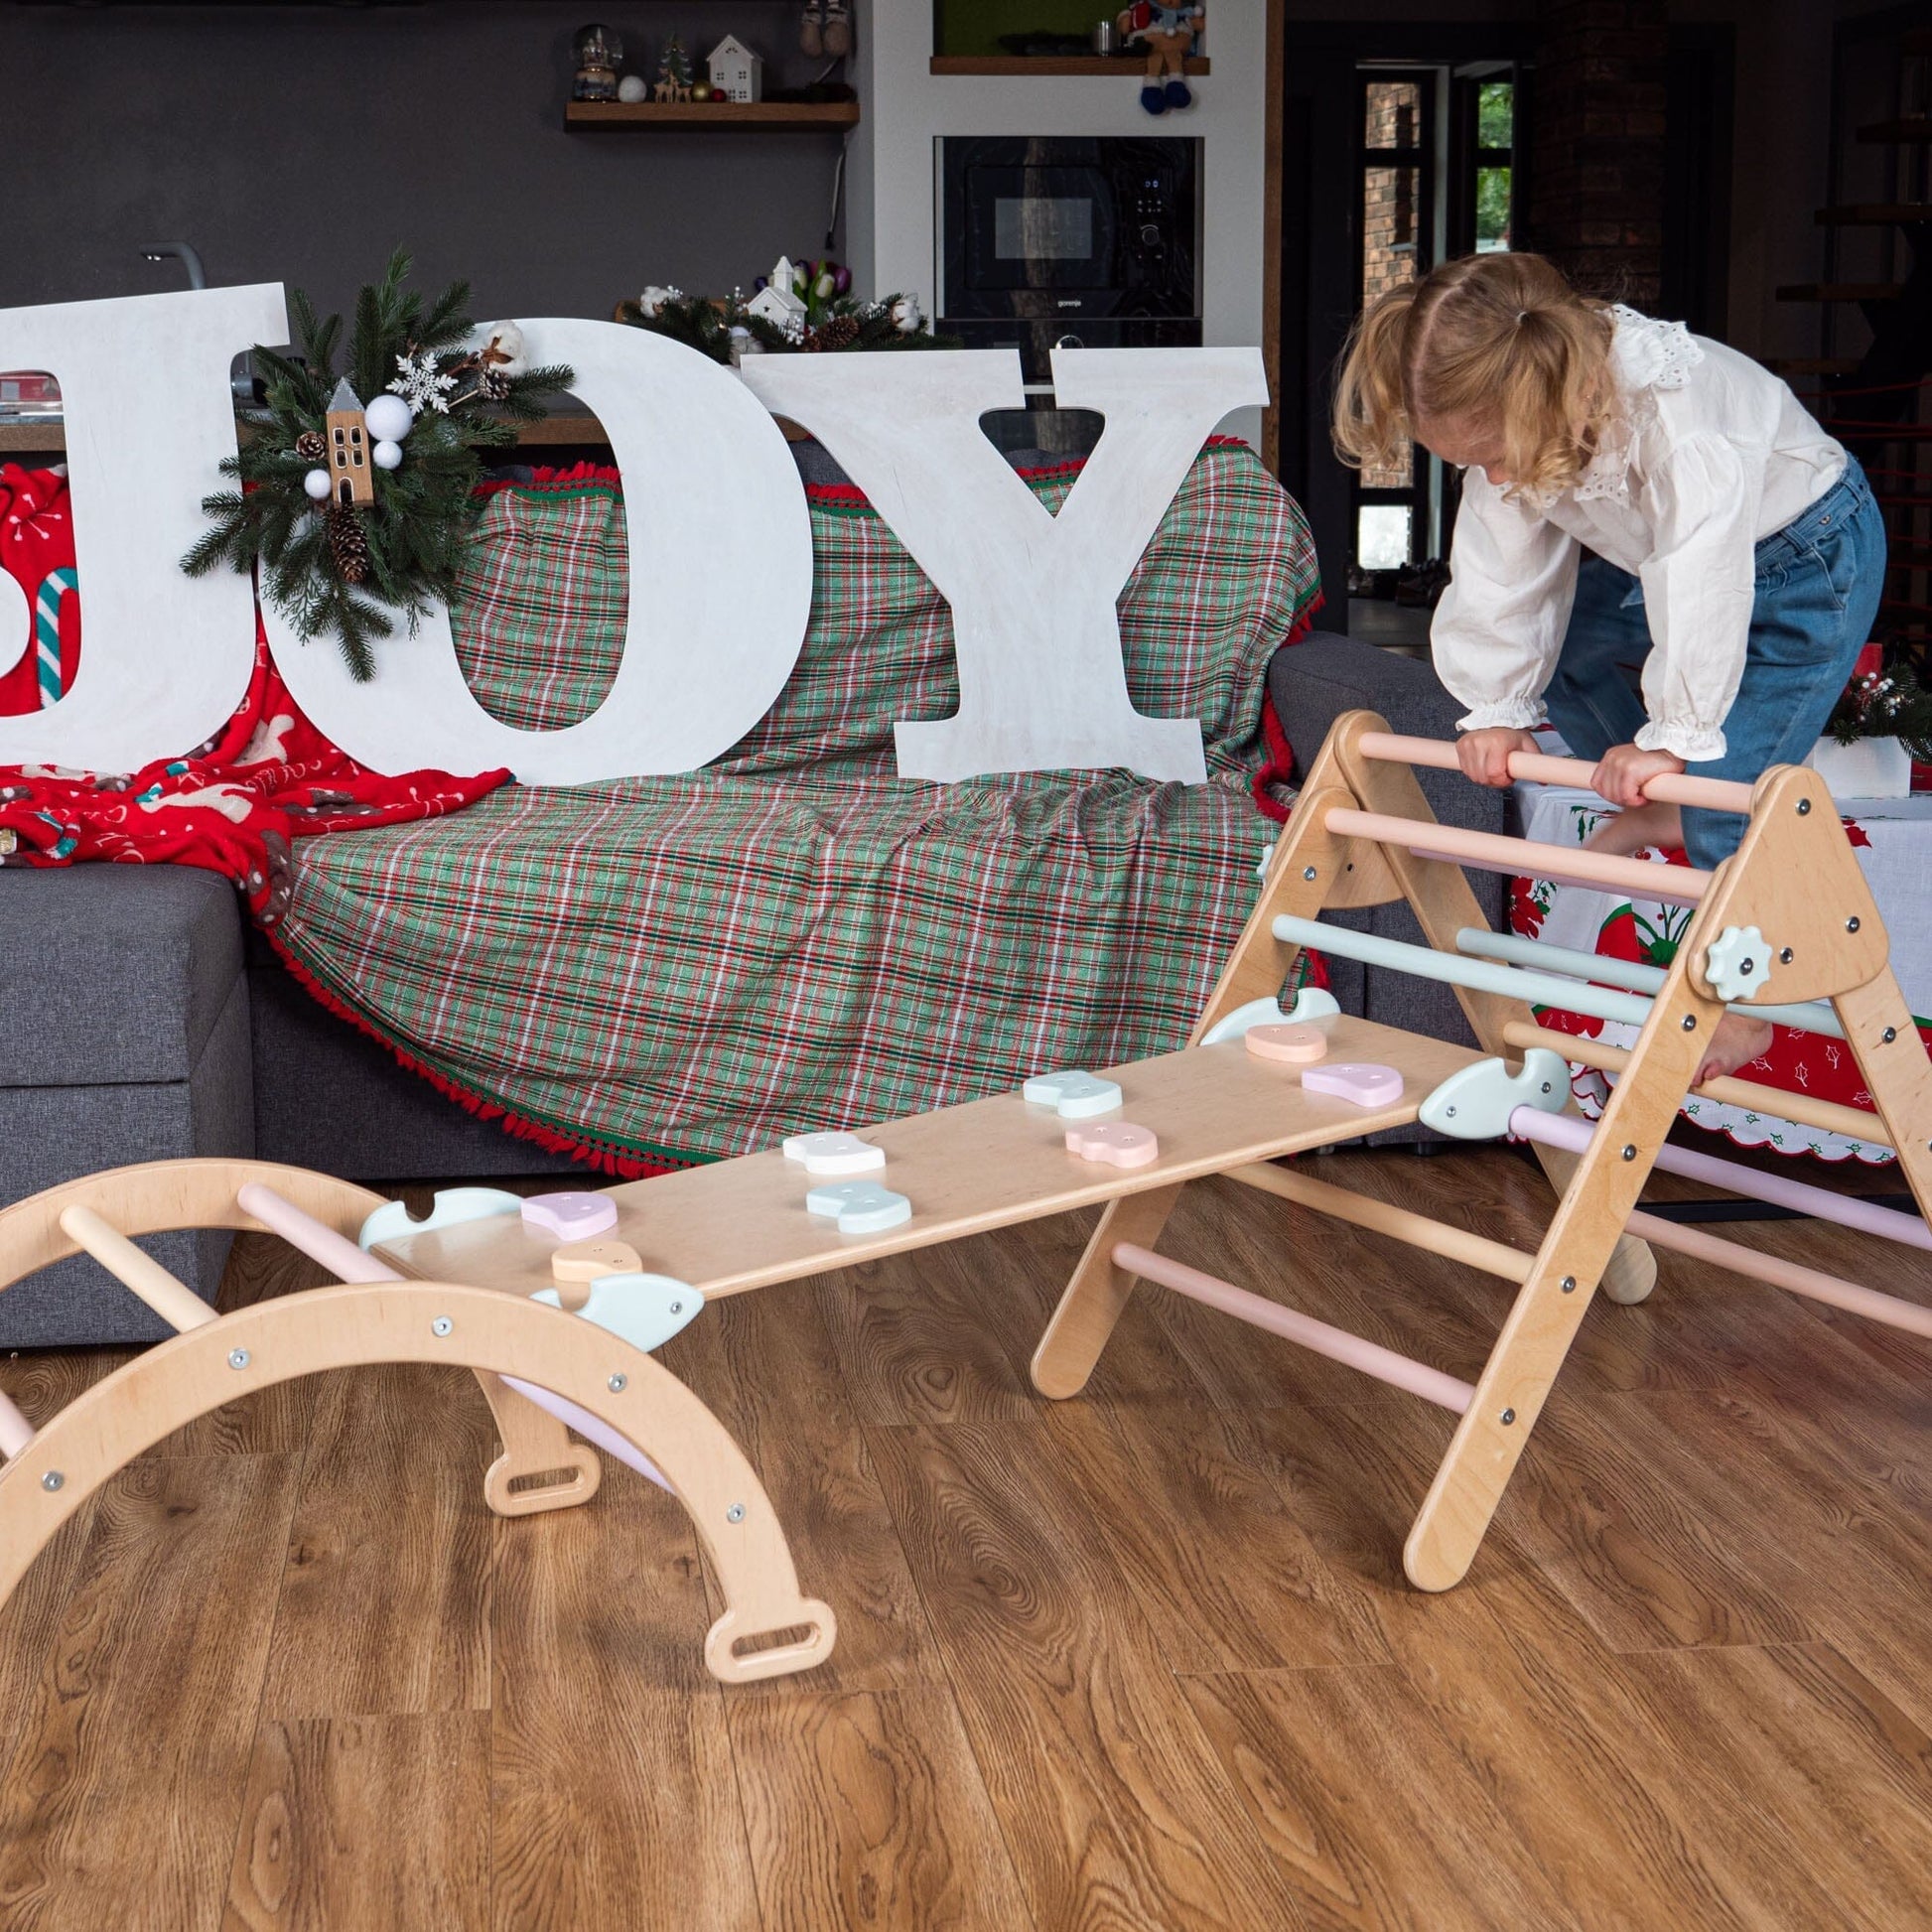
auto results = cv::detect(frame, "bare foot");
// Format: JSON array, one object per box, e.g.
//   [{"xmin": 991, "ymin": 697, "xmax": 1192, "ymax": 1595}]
[
  {"xmin": 1695, "ymin": 1012, "xmax": 1774, "ymax": 1086},
  {"xmin": 1584, "ymin": 800, "xmax": 1682, "ymax": 858}
]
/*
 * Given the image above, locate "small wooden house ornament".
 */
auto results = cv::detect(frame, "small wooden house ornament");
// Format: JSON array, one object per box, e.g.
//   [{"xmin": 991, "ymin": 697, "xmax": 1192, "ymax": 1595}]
[
  {"xmin": 325, "ymin": 377, "xmax": 374, "ymax": 506},
  {"xmin": 707, "ymin": 35, "xmax": 762, "ymax": 102}
]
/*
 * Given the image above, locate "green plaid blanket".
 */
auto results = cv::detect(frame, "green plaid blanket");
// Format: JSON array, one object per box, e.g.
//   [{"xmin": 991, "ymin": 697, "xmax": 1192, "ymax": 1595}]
[{"xmin": 274, "ymin": 445, "xmax": 1320, "ymax": 1172}]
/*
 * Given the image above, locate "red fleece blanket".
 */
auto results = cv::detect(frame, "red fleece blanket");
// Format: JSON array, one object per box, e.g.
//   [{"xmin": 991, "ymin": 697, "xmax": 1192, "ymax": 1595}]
[{"xmin": 0, "ymin": 464, "xmax": 506, "ymax": 923}]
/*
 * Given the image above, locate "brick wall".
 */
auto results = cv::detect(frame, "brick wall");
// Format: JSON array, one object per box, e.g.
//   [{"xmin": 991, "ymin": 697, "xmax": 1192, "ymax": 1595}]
[{"xmin": 1528, "ymin": 0, "xmax": 1668, "ymax": 306}]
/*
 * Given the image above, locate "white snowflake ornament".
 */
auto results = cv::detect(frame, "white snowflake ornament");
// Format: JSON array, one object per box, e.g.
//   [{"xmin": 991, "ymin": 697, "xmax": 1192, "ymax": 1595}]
[{"xmin": 388, "ymin": 348, "xmax": 458, "ymax": 417}]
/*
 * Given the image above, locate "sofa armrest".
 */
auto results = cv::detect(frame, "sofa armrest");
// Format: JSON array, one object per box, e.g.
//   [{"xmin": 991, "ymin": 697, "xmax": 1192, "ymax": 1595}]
[{"xmin": 1266, "ymin": 632, "xmax": 1500, "ymax": 839}]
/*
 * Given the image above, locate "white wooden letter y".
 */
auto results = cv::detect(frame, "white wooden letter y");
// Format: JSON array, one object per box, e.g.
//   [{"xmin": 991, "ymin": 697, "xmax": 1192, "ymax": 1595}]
[{"xmin": 742, "ymin": 346, "xmax": 1269, "ymax": 783}]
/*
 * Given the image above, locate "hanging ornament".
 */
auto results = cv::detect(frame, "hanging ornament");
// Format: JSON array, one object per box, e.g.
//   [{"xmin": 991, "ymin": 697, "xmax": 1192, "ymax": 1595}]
[
  {"xmin": 304, "ymin": 468, "xmax": 333, "ymax": 501},
  {"xmin": 362, "ymin": 391, "xmax": 414, "ymax": 443},
  {"xmin": 295, "ymin": 429, "xmax": 327, "ymax": 463},
  {"xmin": 372, "ymin": 439, "xmax": 404, "ymax": 471}
]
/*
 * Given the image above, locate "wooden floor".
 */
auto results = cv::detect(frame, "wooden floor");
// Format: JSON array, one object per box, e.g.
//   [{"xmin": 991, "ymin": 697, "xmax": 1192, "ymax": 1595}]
[{"xmin": 1, "ymin": 1145, "xmax": 1930, "ymax": 1930}]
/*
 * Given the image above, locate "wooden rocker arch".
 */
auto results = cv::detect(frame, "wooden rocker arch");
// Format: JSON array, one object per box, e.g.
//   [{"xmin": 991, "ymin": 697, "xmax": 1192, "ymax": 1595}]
[
  {"xmin": 0, "ymin": 1163, "xmax": 837, "ymax": 1685},
  {"xmin": 0, "ymin": 1159, "xmax": 600, "ymax": 1515}
]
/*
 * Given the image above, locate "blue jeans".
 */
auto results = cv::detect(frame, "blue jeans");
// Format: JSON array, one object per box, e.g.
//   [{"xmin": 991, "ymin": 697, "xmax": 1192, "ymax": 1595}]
[{"xmin": 1541, "ymin": 456, "xmax": 1887, "ymax": 868}]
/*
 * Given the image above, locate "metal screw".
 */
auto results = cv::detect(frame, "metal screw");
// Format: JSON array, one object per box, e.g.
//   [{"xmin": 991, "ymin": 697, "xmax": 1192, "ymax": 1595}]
[
  {"xmin": 1682, "ymin": 1016, "xmax": 1697, "ymax": 1031},
  {"xmin": 41, "ymin": 1470, "xmax": 63, "ymax": 1492},
  {"xmin": 1560, "ymin": 1276, "xmax": 1577, "ymax": 1294},
  {"xmin": 1445, "ymin": 1105, "xmax": 1457, "ymax": 1118},
  {"xmin": 1540, "ymin": 1081, "xmax": 1553, "ymax": 1095},
  {"xmin": 1499, "ymin": 1408, "xmax": 1516, "ymax": 1426},
  {"xmin": 1797, "ymin": 799, "xmax": 1811, "ymax": 815},
  {"xmin": 1883, "ymin": 1028, "xmax": 1897, "ymax": 1044},
  {"xmin": 667, "ymin": 1302, "xmax": 683, "ymax": 1315},
  {"xmin": 1780, "ymin": 948, "xmax": 1793, "ymax": 964},
  {"xmin": 228, "ymin": 1347, "xmax": 250, "ymax": 1370},
  {"xmin": 726, "ymin": 1502, "xmax": 747, "ymax": 1524},
  {"xmin": 1847, "ymin": 916, "xmax": 1862, "ymax": 934},
  {"xmin": 1303, "ymin": 865, "xmax": 1317, "ymax": 881},
  {"xmin": 1621, "ymin": 1144, "xmax": 1637, "ymax": 1162},
  {"xmin": 1738, "ymin": 957, "xmax": 1755, "ymax": 975},
  {"xmin": 431, "ymin": 1316, "xmax": 453, "ymax": 1337},
  {"xmin": 609, "ymin": 1372, "xmax": 627, "ymax": 1393}
]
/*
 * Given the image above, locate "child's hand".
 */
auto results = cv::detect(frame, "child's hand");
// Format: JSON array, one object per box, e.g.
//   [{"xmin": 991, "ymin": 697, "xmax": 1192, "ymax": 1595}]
[
  {"xmin": 1591, "ymin": 745, "xmax": 1686, "ymax": 808},
  {"xmin": 1455, "ymin": 728, "xmax": 1540, "ymax": 787}
]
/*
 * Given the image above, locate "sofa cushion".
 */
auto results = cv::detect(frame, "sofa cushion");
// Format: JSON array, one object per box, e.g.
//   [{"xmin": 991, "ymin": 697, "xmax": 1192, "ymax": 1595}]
[{"xmin": 0, "ymin": 865, "xmax": 243, "ymax": 1085}]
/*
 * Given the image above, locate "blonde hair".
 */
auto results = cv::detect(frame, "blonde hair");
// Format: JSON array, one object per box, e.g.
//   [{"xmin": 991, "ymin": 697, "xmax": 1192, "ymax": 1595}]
[{"xmin": 1331, "ymin": 254, "xmax": 1616, "ymax": 498}]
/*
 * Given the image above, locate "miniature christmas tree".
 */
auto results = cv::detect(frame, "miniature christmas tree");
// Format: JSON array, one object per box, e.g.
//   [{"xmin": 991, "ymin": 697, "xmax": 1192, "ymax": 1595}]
[{"xmin": 654, "ymin": 35, "xmax": 694, "ymax": 100}]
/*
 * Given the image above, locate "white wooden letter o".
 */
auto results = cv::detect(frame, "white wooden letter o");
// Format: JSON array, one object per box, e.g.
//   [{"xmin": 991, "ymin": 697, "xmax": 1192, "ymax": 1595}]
[{"xmin": 265, "ymin": 320, "xmax": 814, "ymax": 785}]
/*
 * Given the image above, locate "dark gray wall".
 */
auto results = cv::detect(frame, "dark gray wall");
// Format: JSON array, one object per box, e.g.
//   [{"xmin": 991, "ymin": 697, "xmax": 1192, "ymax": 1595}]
[{"xmin": 0, "ymin": 3, "xmax": 848, "ymax": 322}]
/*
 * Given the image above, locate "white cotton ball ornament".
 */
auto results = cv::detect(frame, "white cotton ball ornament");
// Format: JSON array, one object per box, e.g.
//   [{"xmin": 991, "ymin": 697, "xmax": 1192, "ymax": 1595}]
[
  {"xmin": 362, "ymin": 392, "xmax": 414, "ymax": 443},
  {"xmin": 372, "ymin": 438, "xmax": 403, "ymax": 471},
  {"xmin": 618, "ymin": 74, "xmax": 647, "ymax": 102},
  {"xmin": 304, "ymin": 467, "xmax": 333, "ymax": 501}
]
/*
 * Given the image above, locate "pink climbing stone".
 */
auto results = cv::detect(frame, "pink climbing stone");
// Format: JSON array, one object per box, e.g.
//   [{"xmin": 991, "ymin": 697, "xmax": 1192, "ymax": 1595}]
[
  {"xmin": 1302, "ymin": 1062, "xmax": 1405, "ymax": 1108},
  {"xmin": 521, "ymin": 1191, "xmax": 621, "ymax": 1240},
  {"xmin": 1064, "ymin": 1121, "xmax": 1161, "ymax": 1169}
]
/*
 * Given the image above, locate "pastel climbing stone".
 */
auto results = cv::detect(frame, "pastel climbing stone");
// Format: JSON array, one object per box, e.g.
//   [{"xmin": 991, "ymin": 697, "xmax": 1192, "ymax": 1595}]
[
  {"xmin": 1022, "ymin": 1070, "xmax": 1123, "ymax": 1118},
  {"xmin": 521, "ymin": 1190, "xmax": 621, "ymax": 1241},
  {"xmin": 1064, "ymin": 1121, "xmax": 1161, "ymax": 1169},
  {"xmin": 551, "ymin": 1238, "xmax": 644, "ymax": 1286},
  {"xmin": 1302, "ymin": 1062, "xmax": 1405, "ymax": 1108},
  {"xmin": 1199, "ymin": 985, "xmax": 1342, "ymax": 1045},
  {"xmin": 531, "ymin": 1272, "xmax": 703, "ymax": 1354},
  {"xmin": 1416, "ymin": 1048, "xmax": 1570, "ymax": 1141},
  {"xmin": 1245, "ymin": 1024, "xmax": 1329, "ymax": 1065},
  {"xmin": 359, "ymin": 1186, "xmax": 523, "ymax": 1252},
  {"xmin": 805, "ymin": 1180, "xmax": 913, "ymax": 1234},
  {"xmin": 782, "ymin": 1131, "xmax": 887, "ymax": 1175}
]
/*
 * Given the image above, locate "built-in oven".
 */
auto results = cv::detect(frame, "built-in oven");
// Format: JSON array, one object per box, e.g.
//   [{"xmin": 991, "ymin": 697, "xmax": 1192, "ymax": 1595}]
[{"xmin": 938, "ymin": 136, "xmax": 1203, "ymax": 384}]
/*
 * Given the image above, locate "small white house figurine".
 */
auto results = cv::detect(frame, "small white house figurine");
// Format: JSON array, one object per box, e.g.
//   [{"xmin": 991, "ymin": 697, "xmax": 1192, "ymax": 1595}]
[
  {"xmin": 707, "ymin": 35, "xmax": 763, "ymax": 103},
  {"xmin": 746, "ymin": 255, "xmax": 808, "ymax": 338}
]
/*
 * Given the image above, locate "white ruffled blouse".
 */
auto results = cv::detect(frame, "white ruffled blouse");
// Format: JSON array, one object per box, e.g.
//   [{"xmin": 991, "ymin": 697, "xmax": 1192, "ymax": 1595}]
[{"xmin": 1430, "ymin": 305, "xmax": 1847, "ymax": 761}]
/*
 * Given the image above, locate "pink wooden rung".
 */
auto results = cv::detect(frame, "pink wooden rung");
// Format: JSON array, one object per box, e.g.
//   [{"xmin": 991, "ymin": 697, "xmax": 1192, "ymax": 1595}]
[
  {"xmin": 1508, "ymin": 1110, "xmax": 1932, "ymax": 1340},
  {"xmin": 1357, "ymin": 729, "xmax": 1758, "ymax": 816},
  {"xmin": 235, "ymin": 1181, "xmax": 678, "ymax": 1491},
  {"xmin": 1113, "ymin": 1241, "xmax": 1474, "ymax": 1412},
  {"xmin": 1324, "ymin": 804, "xmax": 1713, "ymax": 907}
]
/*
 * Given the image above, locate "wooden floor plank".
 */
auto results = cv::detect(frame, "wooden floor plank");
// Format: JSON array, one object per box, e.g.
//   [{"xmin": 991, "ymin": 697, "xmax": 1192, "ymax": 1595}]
[
  {"xmin": 1234, "ymin": 1402, "xmax": 1787, "ymax": 1930},
  {"xmin": 0, "ymin": 1454, "xmax": 304, "ymax": 1932},
  {"xmin": 3, "ymin": 1145, "xmax": 1928, "ymax": 1930},
  {"xmin": 487, "ymin": 1473, "xmax": 759, "ymax": 1932},
  {"xmin": 867, "ymin": 1419, "xmax": 1313, "ymax": 1932},
  {"xmin": 1180, "ymin": 1666, "xmax": 1580, "ymax": 1932},
  {"xmin": 221, "ymin": 1712, "xmax": 490, "ymax": 1932},
  {"xmin": 813, "ymin": 1233, "xmax": 1049, "ymax": 1429},
  {"xmin": 728, "ymin": 1683, "xmax": 1033, "ymax": 1932},
  {"xmin": 1040, "ymin": 1396, "xmax": 1392, "ymax": 1673},
  {"xmin": 259, "ymin": 1364, "xmax": 497, "ymax": 1719},
  {"xmin": 661, "ymin": 1277, "xmax": 946, "ymax": 1694},
  {"xmin": 1609, "ymin": 1642, "xmax": 1932, "ymax": 1929}
]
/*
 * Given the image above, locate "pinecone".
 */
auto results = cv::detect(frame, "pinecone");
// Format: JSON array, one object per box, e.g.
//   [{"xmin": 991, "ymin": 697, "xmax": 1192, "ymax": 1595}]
[
  {"xmin": 328, "ymin": 504, "xmax": 370, "ymax": 586},
  {"xmin": 801, "ymin": 314, "xmax": 863, "ymax": 353},
  {"xmin": 295, "ymin": 429, "xmax": 327, "ymax": 463},
  {"xmin": 478, "ymin": 367, "xmax": 512, "ymax": 402}
]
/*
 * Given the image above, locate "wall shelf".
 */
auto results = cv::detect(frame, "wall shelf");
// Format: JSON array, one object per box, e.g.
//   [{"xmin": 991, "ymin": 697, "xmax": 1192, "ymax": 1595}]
[
  {"xmin": 928, "ymin": 56, "xmax": 1208, "ymax": 76},
  {"xmin": 564, "ymin": 99, "xmax": 859, "ymax": 132}
]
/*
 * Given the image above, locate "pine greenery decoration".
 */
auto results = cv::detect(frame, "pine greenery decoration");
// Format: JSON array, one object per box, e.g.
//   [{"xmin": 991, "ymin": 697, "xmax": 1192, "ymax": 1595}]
[
  {"xmin": 616, "ymin": 288, "xmax": 959, "ymax": 362},
  {"xmin": 1828, "ymin": 660, "xmax": 1932, "ymax": 761},
  {"xmin": 183, "ymin": 249, "xmax": 573, "ymax": 680}
]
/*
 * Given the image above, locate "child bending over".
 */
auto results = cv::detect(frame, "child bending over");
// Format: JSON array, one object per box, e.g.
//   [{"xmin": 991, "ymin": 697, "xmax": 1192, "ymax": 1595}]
[{"xmin": 1334, "ymin": 251, "xmax": 1886, "ymax": 1082}]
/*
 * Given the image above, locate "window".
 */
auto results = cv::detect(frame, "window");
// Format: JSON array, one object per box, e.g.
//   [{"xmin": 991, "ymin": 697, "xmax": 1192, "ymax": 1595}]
[{"xmin": 1354, "ymin": 69, "xmax": 1435, "ymax": 576}]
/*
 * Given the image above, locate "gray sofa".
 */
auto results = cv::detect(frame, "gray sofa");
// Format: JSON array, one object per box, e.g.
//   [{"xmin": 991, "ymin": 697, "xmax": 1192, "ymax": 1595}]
[{"xmin": 0, "ymin": 629, "xmax": 1499, "ymax": 1347}]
